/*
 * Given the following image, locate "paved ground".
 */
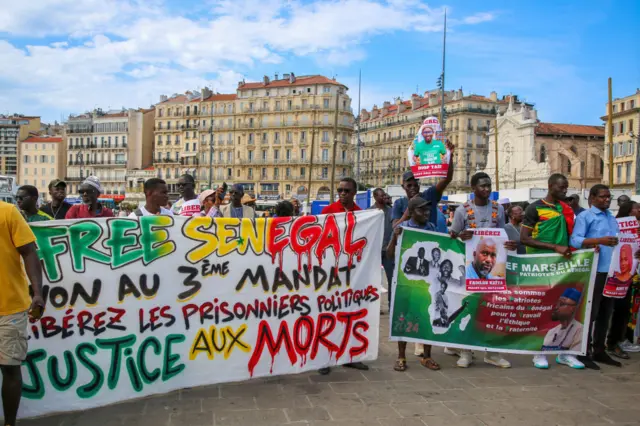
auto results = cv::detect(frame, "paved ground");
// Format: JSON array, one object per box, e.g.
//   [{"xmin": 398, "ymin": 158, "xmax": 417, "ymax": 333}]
[{"xmin": 19, "ymin": 302, "xmax": 640, "ymax": 426}]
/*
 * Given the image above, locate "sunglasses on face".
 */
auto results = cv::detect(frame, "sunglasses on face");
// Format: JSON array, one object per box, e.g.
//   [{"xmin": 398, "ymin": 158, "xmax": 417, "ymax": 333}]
[
  {"xmin": 337, "ymin": 188, "xmax": 352, "ymax": 194},
  {"xmin": 16, "ymin": 196, "xmax": 27, "ymax": 201}
]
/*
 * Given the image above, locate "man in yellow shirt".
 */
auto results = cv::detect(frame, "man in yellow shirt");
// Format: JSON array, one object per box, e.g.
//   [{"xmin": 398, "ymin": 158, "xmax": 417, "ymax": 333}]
[{"xmin": 0, "ymin": 201, "xmax": 45, "ymax": 426}]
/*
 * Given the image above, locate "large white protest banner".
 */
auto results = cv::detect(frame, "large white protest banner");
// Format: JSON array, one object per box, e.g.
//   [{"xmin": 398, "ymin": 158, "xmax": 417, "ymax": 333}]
[{"xmin": 13, "ymin": 212, "xmax": 382, "ymax": 419}]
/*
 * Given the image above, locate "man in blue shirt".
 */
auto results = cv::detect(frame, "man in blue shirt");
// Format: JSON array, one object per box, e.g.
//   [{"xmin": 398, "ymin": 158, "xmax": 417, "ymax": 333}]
[
  {"xmin": 466, "ymin": 238, "xmax": 497, "ymax": 279},
  {"xmin": 570, "ymin": 184, "xmax": 620, "ymax": 369},
  {"xmin": 387, "ymin": 197, "xmax": 439, "ymax": 372}
]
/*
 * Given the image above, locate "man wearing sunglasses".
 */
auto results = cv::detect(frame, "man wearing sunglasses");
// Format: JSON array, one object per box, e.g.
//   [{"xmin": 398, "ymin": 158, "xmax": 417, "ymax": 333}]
[
  {"xmin": 318, "ymin": 177, "xmax": 369, "ymax": 374},
  {"xmin": 321, "ymin": 177, "xmax": 360, "ymax": 214},
  {"xmin": 171, "ymin": 174, "xmax": 201, "ymax": 217},
  {"xmin": 65, "ymin": 176, "xmax": 114, "ymax": 219}
]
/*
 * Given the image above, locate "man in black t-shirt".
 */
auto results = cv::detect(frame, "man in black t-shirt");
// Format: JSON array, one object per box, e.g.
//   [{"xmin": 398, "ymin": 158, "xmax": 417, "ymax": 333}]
[{"xmin": 40, "ymin": 179, "xmax": 72, "ymax": 220}]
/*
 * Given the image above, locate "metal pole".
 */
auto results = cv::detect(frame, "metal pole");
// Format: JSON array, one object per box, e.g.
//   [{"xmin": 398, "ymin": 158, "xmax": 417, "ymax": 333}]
[
  {"xmin": 329, "ymin": 88, "xmax": 341, "ymax": 202},
  {"xmin": 607, "ymin": 77, "xmax": 614, "ymax": 186},
  {"xmin": 208, "ymin": 124, "xmax": 214, "ymax": 189},
  {"xmin": 356, "ymin": 69, "xmax": 361, "ymax": 183},
  {"xmin": 307, "ymin": 109, "xmax": 316, "ymax": 204},
  {"xmin": 439, "ymin": 9, "xmax": 447, "ymax": 130},
  {"xmin": 494, "ymin": 121, "xmax": 499, "ymax": 191},
  {"xmin": 635, "ymin": 114, "xmax": 640, "ymax": 194}
]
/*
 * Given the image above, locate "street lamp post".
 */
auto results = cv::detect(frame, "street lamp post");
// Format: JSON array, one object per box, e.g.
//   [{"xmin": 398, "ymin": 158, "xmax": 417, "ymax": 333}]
[{"xmin": 208, "ymin": 125, "xmax": 214, "ymax": 189}]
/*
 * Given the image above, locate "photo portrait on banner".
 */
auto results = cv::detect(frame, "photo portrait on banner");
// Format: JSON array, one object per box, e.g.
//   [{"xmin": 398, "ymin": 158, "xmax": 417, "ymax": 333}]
[
  {"xmin": 465, "ymin": 228, "xmax": 508, "ymax": 292},
  {"xmin": 406, "ymin": 116, "xmax": 450, "ymax": 179},
  {"xmin": 604, "ymin": 232, "xmax": 639, "ymax": 298}
]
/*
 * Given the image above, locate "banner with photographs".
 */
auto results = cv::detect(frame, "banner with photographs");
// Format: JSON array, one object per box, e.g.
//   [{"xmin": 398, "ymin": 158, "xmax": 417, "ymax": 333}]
[
  {"xmin": 406, "ymin": 117, "xmax": 450, "ymax": 179},
  {"xmin": 390, "ymin": 228, "xmax": 598, "ymax": 355},
  {"xmin": 465, "ymin": 229, "xmax": 508, "ymax": 292}
]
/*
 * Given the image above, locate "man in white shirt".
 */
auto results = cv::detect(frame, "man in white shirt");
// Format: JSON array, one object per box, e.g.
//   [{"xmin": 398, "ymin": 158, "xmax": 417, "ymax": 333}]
[{"xmin": 130, "ymin": 178, "xmax": 174, "ymax": 217}]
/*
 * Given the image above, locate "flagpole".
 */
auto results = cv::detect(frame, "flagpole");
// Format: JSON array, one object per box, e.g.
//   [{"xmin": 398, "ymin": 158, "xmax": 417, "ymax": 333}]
[
  {"xmin": 439, "ymin": 9, "xmax": 447, "ymax": 129},
  {"xmin": 356, "ymin": 69, "xmax": 362, "ymax": 184}
]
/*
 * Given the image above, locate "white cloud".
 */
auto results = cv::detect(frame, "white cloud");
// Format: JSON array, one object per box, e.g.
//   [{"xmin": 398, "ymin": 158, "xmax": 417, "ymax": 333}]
[
  {"xmin": 461, "ymin": 12, "xmax": 495, "ymax": 24},
  {"xmin": 0, "ymin": 0, "xmax": 496, "ymax": 121}
]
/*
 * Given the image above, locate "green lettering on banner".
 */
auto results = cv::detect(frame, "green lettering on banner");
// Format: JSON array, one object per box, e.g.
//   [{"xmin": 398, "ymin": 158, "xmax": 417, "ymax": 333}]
[
  {"xmin": 104, "ymin": 219, "xmax": 143, "ymax": 268},
  {"xmin": 69, "ymin": 221, "xmax": 111, "ymax": 272},
  {"xmin": 22, "ymin": 349, "xmax": 47, "ymax": 400},
  {"xmin": 163, "ymin": 334, "xmax": 186, "ymax": 381},
  {"xmin": 75, "ymin": 343, "xmax": 105, "ymax": 399},
  {"xmin": 138, "ymin": 337, "xmax": 162, "ymax": 384},
  {"xmin": 139, "ymin": 216, "xmax": 176, "ymax": 264},
  {"xmin": 96, "ymin": 334, "xmax": 136, "ymax": 390},
  {"xmin": 47, "ymin": 350, "xmax": 77, "ymax": 391},
  {"xmin": 32, "ymin": 227, "xmax": 67, "ymax": 282}
]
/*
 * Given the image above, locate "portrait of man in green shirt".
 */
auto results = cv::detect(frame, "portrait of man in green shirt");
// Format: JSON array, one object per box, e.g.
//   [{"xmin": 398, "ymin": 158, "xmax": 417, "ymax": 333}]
[{"xmin": 413, "ymin": 125, "xmax": 447, "ymax": 166}]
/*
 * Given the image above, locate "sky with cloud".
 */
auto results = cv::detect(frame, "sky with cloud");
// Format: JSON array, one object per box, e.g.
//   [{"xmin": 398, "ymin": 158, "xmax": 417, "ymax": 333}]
[{"xmin": 0, "ymin": 0, "xmax": 638, "ymax": 124}]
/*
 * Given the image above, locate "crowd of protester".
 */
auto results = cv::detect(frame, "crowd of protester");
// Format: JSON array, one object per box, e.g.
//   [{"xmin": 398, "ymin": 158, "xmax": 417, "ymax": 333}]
[{"xmin": 2, "ymin": 155, "xmax": 640, "ymax": 425}]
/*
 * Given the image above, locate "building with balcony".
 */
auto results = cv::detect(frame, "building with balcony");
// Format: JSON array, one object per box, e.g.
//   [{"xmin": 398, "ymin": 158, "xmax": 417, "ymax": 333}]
[
  {"xmin": 65, "ymin": 108, "xmax": 154, "ymax": 197},
  {"xmin": 602, "ymin": 89, "xmax": 640, "ymax": 190},
  {"xmin": 355, "ymin": 90, "xmax": 527, "ymax": 191},
  {"xmin": 18, "ymin": 135, "xmax": 66, "ymax": 201},
  {"xmin": 153, "ymin": 74, "xmax": 355, "ymax": 201},
  {"xmin": 484, "ymin": 99, "xmax": 604, "ymax": 190},
  {"xmin": 1, "ymin": 115, "xmax": 41, "ymax": 176}
]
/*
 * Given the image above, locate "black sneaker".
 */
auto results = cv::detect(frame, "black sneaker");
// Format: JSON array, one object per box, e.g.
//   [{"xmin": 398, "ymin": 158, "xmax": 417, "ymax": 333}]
[
  {"xmin": 577, "ymin": 355, "xmax": 601, "ymax": 370},
  {"xmin": 593, "ymin": 351, "xmax": 622, "ymax": 367},
  {"xmin": 318, "ymin": 367, "xmax": 331, "ymax": 375}
]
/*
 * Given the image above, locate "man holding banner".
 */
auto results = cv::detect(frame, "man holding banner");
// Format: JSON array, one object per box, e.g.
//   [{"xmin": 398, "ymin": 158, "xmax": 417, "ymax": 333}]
[
  {"xmin": 447, "ymin": 172, "xmax": 517, "ymax": 368},
  {"xmin": 0, "ymin": 201, "xmax": 45, "ymax": 426},
  {"xmin": 520, "ymin": 173, "xmax": 585, "ymax": 369},
  {"xmin": 570, "ymin": 184, "xmax": 620, "ymax": 369},
  {"xmin": 388, "ymin": 197, "xmax": 440, "ymax": 371}
]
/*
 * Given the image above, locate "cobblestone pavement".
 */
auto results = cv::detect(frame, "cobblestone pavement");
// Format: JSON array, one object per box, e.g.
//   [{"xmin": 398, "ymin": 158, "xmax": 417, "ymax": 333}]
[{"xmin": 19, "ymin": 302, "xmax": 640, "ymax": 426}]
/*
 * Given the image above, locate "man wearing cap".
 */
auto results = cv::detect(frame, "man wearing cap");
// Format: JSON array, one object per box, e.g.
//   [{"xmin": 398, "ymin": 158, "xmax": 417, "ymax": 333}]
[
  {"xmin": 542, "ymin": 288, "xmax": 584, "ymax": 352},
  {"xmin": 392, "ymin": 140, "xmax": 454, "ymax": 229},
  {"xmin": 221, "ymin": 184, "xmax": 255, "ymax": 219},
  {"xmin": 197, "ymin": 184, "xmax": 226, "ymax": 218},
  {"xmin": 387, "ymin": 197, "xmax": 441, "ymax": 372},
  {"xmin": 65, "ymin": 176, "xmax": 114, "ymax": 219},
  {"xmin": 129, "ymin": 178, "xmax": 174, "ymax": 217},
  {"xmin": 40, "ymin": 179, "xmax": 72, "ymax": 220}
]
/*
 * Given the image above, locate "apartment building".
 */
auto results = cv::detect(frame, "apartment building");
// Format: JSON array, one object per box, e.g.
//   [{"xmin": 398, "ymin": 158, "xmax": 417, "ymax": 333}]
[
  {"xmin": 602, "ymin": 89, "xmax": 640, "ymax": 191},
  {"xmin": 66, "ymin": 108, "xmax": 154, "ymax": 198},
  {"xmin": 0, "ymin": 115, "xmax": 41, "ymax": 176},
  {"xmin": 18, "ymin": 135, "xmax": 66, "ymax": 201},
  {"xmin": 153, "ymin": 89, "xmax": 237, "ymax": 194},
  {"xmin": 356, "ymin": 90, "xmax": 524, "ymax": 191},
  {"xmin": 153, "ymin": 74, "xmax": 354, "ymax": 200}
]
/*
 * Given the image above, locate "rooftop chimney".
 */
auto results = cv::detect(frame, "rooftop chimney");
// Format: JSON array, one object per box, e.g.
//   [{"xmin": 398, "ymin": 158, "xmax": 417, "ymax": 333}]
[
  {"xmin": 159, "ymin": 95, "xmax": 168, "ymax": 102},
  {"xmin": 283, "ymin": 73, "xmax": 290, "ymax": 80},
  {"xmin": 263, "ymin": 75, "xmax": 270, "ymax": 85},
  {"xmin": 289, "ymin": 72, "xmax": 296, "ymax": 83},
  {"xmin": 274, "ymin": 72, "xmax": 279, "ymax": 80},
  {"xmin": 489, "ymin": 91, "xmax": 497, "ymax": 102}
]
